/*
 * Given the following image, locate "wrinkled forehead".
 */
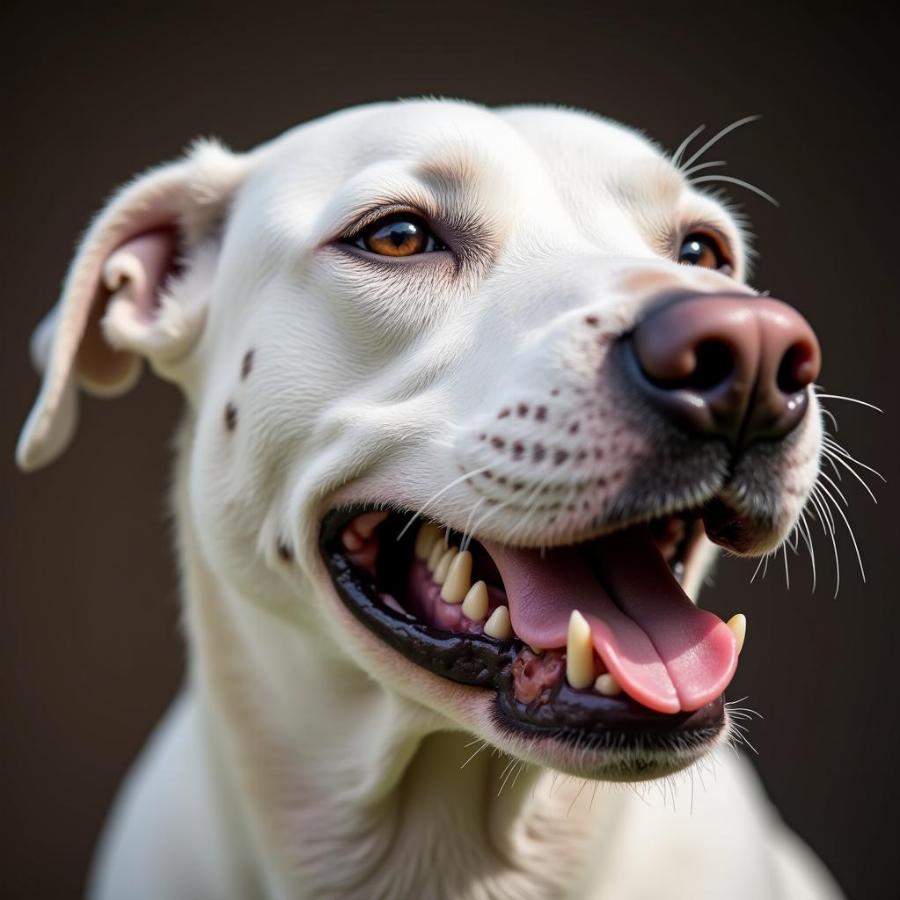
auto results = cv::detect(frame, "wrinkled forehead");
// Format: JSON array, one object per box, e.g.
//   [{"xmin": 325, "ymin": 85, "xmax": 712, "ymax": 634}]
[{"xmin": 243, "ymin": 100, "xmax": 686, "ymax": 240}]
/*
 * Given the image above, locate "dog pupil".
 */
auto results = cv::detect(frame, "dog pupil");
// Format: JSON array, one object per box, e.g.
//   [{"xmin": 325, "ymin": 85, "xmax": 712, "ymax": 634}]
[
  {"xmin": 389, "ymin": 222, "xmax": 416, "ymax": 247},
  {"xmin": 684, "ymin": 240, "xmax": 702, "ymax": 262}
]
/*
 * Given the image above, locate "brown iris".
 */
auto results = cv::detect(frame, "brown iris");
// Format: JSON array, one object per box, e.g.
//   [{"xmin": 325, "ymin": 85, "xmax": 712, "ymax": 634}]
[
  {"xmin": 679, "ymin": 232, "xmax": 730, "ymax": 271},
  {"xmin": 356, "ymin": 214, "xmax": 443, "ymax": 257}
]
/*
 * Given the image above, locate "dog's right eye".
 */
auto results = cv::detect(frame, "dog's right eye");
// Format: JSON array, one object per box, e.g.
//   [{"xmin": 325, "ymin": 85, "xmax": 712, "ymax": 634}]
[{"xmin": 353, "ymin": 214, "xmax": 445, "ymax": 257}]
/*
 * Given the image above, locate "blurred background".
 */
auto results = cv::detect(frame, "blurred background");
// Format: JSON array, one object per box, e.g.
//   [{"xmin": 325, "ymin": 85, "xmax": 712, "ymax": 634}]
[{"xmin": 2, "ymin": 1, "xmax": 897, "ymax": 897}]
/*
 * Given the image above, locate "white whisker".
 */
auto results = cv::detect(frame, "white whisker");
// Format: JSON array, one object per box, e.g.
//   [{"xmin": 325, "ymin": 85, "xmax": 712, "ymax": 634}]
[
  {"xmin": 671, "ymin": 123, "xmax": 706, "ymax": 169},
  {"xmin": 818, "ymin": 471, "xmax": 849, "ymax": 508},
  {"xmin": 816, "ymin": 393, "xmax": 883, "ymax": 413},
  {"xmin": 819, "ymin": 406, "xmax": 839, "ymax": 432},
  {"xmin": 681, "ymin": 115, "xmax": 760, "ymax": 171},
  {"xmin": 681, "ymin": 159, "xmax": 727, "ymax": 178},
  {"xmin": 797, "ymin": 510, "xmax": 817, "ymax": 593},
  {"xmin": 817, "ymin": 481, "xmax": 866, "ymax": 584},
  {"xmin": 823, "ymin": 449, "xmax": 878, "ymax": 504},
  {"xmin": 460, "ymin": 497, "xmax": 486, "ymax": 552},
  {"xmin": 782, "ymin": 543, "xmax": 790, "ymax": 590},
  {"xmin": 750, "ymin": 553, "xmax": 768, "ymax": 583},
  {"xmin": 823, "ymin": 436, "xmax": 885, "ymax": 482},
  {"xmin": 809, "ymin": 486, "xmax": 840, "ymax": 597},
  {"xmin": 396, "ymin": 465, "xmax": 491, "ymax": 542},
  {"xmin": 689, "ymin": 174, "xmax": 779, "ymax": 207}
]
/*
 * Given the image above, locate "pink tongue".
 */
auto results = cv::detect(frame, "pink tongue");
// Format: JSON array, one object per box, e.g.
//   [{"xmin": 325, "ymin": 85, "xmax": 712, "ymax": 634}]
[{"xmin": 484, "ymin": 528, "xmax": 737, "ymax": 714}]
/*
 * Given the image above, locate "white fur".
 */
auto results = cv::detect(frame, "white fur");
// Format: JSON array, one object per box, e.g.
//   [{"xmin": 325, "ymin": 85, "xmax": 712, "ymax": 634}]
[{"xmin": 19, "ymin": 99, "xmax": 840, "ymax": 899}]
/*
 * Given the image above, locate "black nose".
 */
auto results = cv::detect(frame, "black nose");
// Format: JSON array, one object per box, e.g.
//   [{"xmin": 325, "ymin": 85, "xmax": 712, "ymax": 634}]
[{"xmin": 623, "ymin": 294, "xmax": 821, "ymax": 448}]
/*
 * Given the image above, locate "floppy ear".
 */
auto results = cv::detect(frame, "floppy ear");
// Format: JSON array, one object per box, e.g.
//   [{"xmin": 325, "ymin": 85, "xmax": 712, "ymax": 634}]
[{"xmin": 16, "ymin": 139, "xmax": 248, "ymax": 471}]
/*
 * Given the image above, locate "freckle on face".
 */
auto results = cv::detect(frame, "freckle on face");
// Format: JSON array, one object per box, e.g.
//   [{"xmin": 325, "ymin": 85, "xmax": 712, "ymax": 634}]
[{"xmin": 241, "ymin": 349, "xmax": 255, "ymax": 380}]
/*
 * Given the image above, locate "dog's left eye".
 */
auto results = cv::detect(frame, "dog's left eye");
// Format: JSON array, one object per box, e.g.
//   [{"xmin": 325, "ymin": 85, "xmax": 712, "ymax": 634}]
[
  {"xmin": 678, "ymin": 232, "xmax": 731, "ymax": 271},
  {"xmin": 353, "ymin": 214, "xmax": 445, "ymax": 257}
]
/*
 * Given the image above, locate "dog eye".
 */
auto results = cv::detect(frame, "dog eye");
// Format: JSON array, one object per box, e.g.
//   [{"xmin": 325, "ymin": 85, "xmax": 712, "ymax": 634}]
[
  {"xmin": 678, "ymin": 232, "xmax": 730, "ymax": 271},
  {"xmin": 354, "ymin": 214, "xmax": 445, "ymax": 257}
]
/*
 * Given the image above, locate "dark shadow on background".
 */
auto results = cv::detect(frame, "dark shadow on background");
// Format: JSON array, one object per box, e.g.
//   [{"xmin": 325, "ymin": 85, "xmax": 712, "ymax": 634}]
[{"xmin": 1, "ymin": 1, "xmax": 897, "ymax": 897}]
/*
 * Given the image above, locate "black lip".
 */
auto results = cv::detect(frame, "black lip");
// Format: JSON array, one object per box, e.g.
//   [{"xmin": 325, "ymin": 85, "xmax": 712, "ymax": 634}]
[
  {"xmin": 320, "ymin": 506, "xmax": 726, "ymax": 744},
  {"xmin": 496, "ymin": 677, "xmax": 725, "ymax": 747},
  {"xmin": 321, "ymin": 506, "xmax": 517, "ymax": 687}
]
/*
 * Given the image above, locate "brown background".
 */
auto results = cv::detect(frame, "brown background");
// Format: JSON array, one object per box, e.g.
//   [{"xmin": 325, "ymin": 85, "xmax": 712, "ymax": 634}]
[{"xmin": 2, "ymin": 2, "xmax": 897, "ymax": 897}]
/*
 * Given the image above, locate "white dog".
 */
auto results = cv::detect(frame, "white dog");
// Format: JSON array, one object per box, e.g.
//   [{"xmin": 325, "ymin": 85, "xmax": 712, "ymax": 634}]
[{"xmin": 17, "ymin": 100, "xmax": 842, "ymax": 899}]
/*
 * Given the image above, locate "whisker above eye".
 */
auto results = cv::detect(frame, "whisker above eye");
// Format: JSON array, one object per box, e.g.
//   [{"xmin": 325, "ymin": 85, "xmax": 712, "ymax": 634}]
[
  {"xmin": 671, "ymin": 123, "xmax": 706, "ymax": 170},
  {"xmin": 680, "ymin": 115, "xmax": 761, "ymax": 172},
  {"xmin": 681, "ymin": 159, "xmax": 727, "ymax": 178},
  {"xmin": 689, "ymin": 174, "xmax": 779, "ymax": 207}
]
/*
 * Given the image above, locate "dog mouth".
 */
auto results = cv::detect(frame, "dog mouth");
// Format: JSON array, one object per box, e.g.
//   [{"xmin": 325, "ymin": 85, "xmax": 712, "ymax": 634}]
[{"xmin": 320, "ymin": 507, "xmax": 740, "ymax": 757}]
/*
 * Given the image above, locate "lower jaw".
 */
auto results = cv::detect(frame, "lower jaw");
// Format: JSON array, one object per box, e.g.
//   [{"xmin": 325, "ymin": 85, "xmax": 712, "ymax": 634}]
[{"xmin": 320, "ymin": 507, "xmax": 727, "ymax": 772}]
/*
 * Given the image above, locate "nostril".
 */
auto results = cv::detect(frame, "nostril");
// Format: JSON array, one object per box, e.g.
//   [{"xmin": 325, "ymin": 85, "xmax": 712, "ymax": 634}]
[
  {"xmin": 776, "ymin": 341, "xmax": 818, "ymax": 394},
  {"xmin": 687, "ymin": 340, "xmax": 735, "ymax": 391},
  {"xmin": 638, "ymin": 338, "xmax": 735, "ymax": 391}
]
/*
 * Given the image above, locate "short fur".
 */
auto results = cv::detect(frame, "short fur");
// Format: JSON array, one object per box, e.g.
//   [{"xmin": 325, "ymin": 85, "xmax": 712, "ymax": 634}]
[{"xmin": 18, "ymin": 100, "xmax": 840, "ymax": 899}]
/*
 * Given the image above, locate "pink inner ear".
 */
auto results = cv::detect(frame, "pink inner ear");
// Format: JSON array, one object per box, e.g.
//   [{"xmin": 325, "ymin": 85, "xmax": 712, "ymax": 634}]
[
  {"xmin": 75, "ymin": 228, "xmax": 179, "ymax": 391},
  {"xmin": 106, "ymin": 228, "xmax": 178, "ymax": 321}
]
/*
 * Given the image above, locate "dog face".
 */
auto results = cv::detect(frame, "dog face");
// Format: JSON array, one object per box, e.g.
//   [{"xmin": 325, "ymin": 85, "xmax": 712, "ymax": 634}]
[{"xmin": 18, "ymin": 100, "xmax": 822, "ymax": 780}]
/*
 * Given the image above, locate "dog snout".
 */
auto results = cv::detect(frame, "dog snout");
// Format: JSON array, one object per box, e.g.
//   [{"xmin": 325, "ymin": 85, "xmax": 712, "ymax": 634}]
[{"xmin": 622, "ymin": 294, "xmax": 821, "ymax": 448}]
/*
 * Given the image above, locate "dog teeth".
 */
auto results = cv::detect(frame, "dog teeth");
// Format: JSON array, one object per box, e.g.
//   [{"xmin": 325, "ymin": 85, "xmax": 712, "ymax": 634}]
[
  {"xmin": 441, "ymin": 550, "xmax": 472, "ymax": 603},
  {"xmin": 381, "ymin": 593, "xmax": 408, "ymax": 616},
  {"xmin": 594, "ymin": 673, "xmax": 622, "ymax": 696},
  {"xmin": 342, "ymin": 529, "xmax": 364, "ymax": 552},
  {"xmin": 415, "ymin": 523, "xmax": 442, "ymax": 560},
  {"xmin": 433, "ymin": 547, "xmax": 458, "ymax": 585},
  {"xmin": 355, "ymin": 511, "xmax": 388, "ymax": 539},
  {"xmin": 727, "ymin": 614, "xmax": 747, "ymax": 655},
  {"xmin": 483, "ymin": 605, "xmax": 512, "ymax": 639},
  {"xmin": 426, "ymin": 538, "xmax": 447, "ymax": 572},
  {"xmin": 461, "ymin": 581, "xmax": 489, "ymax": 620},
  {"xmin": 566, "ymin": 610, "xmax": 595, "ymax": 689}
]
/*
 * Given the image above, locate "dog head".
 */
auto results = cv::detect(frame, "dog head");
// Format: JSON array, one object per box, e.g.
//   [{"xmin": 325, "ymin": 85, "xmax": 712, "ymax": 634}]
[{"xmin": 18, "ymin": 100, "xmax": 822, "ymax": 780}]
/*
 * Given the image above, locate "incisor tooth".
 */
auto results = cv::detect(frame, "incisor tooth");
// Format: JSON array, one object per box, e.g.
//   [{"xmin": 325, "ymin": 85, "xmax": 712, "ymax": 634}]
[
  {"xmin": 461, "ymin": 581, "xmax": 489, "ymax": 620},
  {"xmin": 484, "ymin": 605, "xmax": 512, "ymax": 639},
  {"xmin": 441, "ymin": 550, "xmax": 472, "ymax": 603},
  {"xmin": 566, "ymin": 610, "xmax": 595, "ymax": 689},
  {"xmin": 594, "ymin": 673, "xmax": 622, "ymax": 696},
  {"xmin": 415, "ymin": 523, "xmax": 442, "ymax": 560},
  {"xmin": 426, "ymin": 538, "xmax": 446, "ymax": 572},
  {"xmin": 433, "ymin": 547, "xmax": 458, "ymax": 584},
  {"xmin": 727, "ymin": 614, "xmax": 746, "ymax": 655}
]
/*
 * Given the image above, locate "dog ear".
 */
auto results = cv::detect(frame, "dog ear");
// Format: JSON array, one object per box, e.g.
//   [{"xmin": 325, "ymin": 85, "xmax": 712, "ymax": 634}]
[{"xmin": 16, "ymin": 139, "xmax": 248, "ymax": 471}]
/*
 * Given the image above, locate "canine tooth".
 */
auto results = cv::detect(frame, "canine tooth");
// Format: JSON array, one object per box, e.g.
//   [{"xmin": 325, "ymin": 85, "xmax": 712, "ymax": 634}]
[
  {"xmin": 594, "ymin": 673, "xmax": 622, "ymax": 696},
  {"xmin": 484, "ymin": 605, "xmax": 513, "ymax": 639},
  {"xmin": 461, "ymin": 581, "xmax": 489, "ymax": 620},
  {"xmin": 566, "ymin": 610, "xmax": 595, "ymax": 689},
  {"xmin": 727, "ymin": 614, "xmax": 747, "ymax": 655},
  {"xmin": 441, "ymin": 550, "xmax": 472, "ymax": 603},
  {"xmin": 426, "ymin": 539, "xmax": 447, "ymax": 572},
  {"xmin": 415, "ymin": 523, "xmax": 442, "ymax": 560},
  {"xmin": 433, "ymin": 547, "xmax": 458, "ymax": 585},
  {"xmin": 342, "ymin": 529, "xmax": 364, "ymax": 552},
  {"xmin": 381, "ymin": 594, "xmax": 406, "ymax": 615}
]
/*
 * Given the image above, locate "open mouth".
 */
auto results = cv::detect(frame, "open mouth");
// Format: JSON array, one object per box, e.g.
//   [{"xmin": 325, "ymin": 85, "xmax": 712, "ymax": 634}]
[{"xmin": 320, "ymin": 507, "xmax": 741, "ymax": 762}]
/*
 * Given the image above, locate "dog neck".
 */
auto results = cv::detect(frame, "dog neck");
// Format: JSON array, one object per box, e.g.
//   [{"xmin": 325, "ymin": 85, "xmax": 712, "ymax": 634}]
[{"xmin": 173, "ymin": 445, "xmax": 624, "ymax": 899}]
